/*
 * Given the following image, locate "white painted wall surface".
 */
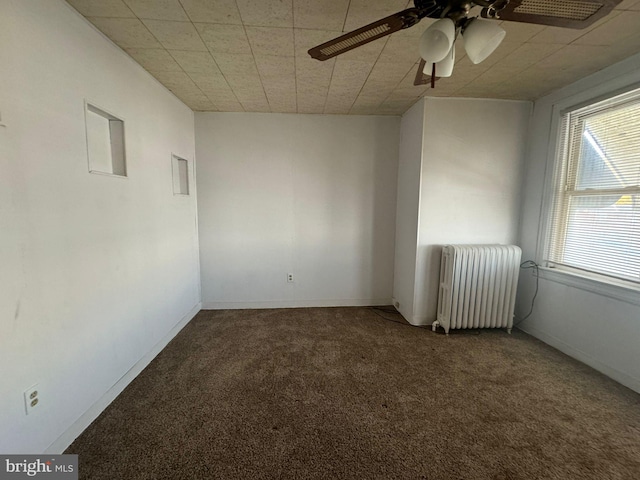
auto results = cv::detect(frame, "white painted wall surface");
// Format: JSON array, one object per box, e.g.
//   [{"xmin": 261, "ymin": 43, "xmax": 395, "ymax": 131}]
[
  {"xmin": 398, "ymin": 97, "xmax": 531, "ymax": 326},
  {"xmin": 517, "ymin": 52, "xmax": 640, "ymax": 393},
  {"xmin": 392, "ymin": 99, "xmax": 425, "ymax": 321},
  {"xmin": 196, "ymin": 113, "xmax": 400, "ymax": 308},
  {"xmin": 0, "ymin": 0, "xmax": 200, "ymax": 453}
]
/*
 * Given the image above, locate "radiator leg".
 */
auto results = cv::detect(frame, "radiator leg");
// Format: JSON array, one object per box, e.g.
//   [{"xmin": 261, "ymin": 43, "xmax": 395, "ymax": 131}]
[
  {"xmin": 507, "ymin": 328, "xmax": 512, "ymax": 334},
  {"xmin": 431, "ymin": 320, "xmax": 440, "ymax": 332}
]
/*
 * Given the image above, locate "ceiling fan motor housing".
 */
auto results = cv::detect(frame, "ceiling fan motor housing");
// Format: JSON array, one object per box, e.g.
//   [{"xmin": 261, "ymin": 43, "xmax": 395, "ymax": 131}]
[{"xmin": 415, "ymin": 0, "xmax": 508, "ymax": 21}]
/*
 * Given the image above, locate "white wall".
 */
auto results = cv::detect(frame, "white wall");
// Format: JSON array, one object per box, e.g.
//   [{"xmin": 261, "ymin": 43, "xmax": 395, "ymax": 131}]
[
  {"xmin": 392, "ymin": 99, "xmax": 425, "ymax": 321},
  {"xmin": 414, "ymin": 97, "xmax": 531, "ymax": 325},
  {"xmin": 0, "ymin": 0, "xmax": 200, "ymax": 453},
  {"xmin": 196, "ymin": 113, "xmax": 400, "ymax": 308},
  {"xmin": 517, "ymin": 52, "xmax": 640, "ymax": 393},
  {"xmin": 393, "ymin": 97, "xmax": 531, "ymax": 325}
]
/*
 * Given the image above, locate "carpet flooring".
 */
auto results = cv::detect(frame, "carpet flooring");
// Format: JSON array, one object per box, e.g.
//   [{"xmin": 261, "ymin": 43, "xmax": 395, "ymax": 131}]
[{"xmin": 66, "ymin": 307, "xmax": 640, "ymax": 479}]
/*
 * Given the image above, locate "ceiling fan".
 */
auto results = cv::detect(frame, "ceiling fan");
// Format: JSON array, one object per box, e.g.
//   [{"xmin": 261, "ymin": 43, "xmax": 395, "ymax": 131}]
[{"xmin": 308, "ymin": 0, "xmax": 622, "ymax": 88}]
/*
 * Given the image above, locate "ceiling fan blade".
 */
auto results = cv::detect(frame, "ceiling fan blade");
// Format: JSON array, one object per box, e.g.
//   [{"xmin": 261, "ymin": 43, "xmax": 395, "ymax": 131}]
[
  {"xmin": 484, "ymin": 0, "xmax": 622, "ymax": 29},
  {"xmin": 308, "ymin": 8, "xmax": 421, "ymax": 61}
]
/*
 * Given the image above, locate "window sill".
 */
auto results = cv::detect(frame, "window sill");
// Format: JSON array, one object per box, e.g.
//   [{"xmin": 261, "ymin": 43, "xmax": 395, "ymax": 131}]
[{"xmin": 538, "ymin": 266, "xmax": 640, "ymax": 307}]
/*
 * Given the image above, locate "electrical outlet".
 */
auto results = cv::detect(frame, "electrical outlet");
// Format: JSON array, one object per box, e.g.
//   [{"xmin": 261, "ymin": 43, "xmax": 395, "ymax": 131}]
[
  {"xmin": 287, "ymin": 273, "xmax": 294, "ymax": 283},
  {"xmin": 24, "ymin": 384, "xmax": 40, "ymax": 415}
]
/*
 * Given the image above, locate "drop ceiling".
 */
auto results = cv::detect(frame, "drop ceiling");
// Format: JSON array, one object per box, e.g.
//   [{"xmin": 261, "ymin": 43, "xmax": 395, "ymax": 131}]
[{"xmin": 65, "ymin": 0, "xmax": 640, "ymax": 115}]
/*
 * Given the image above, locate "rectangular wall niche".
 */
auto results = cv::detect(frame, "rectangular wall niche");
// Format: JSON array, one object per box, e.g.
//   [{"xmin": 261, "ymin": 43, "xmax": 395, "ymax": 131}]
[
  {"xmin": 172, "ymin": 155, "xmax": 189, "ymax": 195},
  {"xmin": 85, "ymin": 103, "xmax": 126, "ymax": 176}
]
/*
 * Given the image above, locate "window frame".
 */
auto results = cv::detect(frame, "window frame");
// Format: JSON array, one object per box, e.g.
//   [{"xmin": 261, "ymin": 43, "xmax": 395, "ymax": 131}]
[{"xmin": 538, "ymin": 84, "xmax": 640, "ymax": 304}]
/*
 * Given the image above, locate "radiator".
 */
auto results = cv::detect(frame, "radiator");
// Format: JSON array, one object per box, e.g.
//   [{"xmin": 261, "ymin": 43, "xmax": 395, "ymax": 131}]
[{"xmin": 434, "ymin": 245, "xmax": 522, "ymax": 334}]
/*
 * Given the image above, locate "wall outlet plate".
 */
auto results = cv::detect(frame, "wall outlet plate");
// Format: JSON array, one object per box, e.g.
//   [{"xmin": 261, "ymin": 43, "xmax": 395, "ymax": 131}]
[
  {"xmin": 24, "ymin": 384, "xmax": 39, "ymax": 415},
  {"xmin": 287, "ymin": 273, "xmax": 294, "ymax": 283}
]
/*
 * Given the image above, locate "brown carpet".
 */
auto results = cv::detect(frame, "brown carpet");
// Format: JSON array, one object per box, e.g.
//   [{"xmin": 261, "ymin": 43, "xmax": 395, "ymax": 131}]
[{"xmin": 66, "ymin": 307, "xmax": 640, "ymax": 479}]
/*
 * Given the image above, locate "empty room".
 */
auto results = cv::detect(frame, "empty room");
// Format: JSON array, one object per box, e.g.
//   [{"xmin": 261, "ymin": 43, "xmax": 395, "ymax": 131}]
[{"xmin": 2, "ymin": 0, "xmax": 640, "ymax": 478}]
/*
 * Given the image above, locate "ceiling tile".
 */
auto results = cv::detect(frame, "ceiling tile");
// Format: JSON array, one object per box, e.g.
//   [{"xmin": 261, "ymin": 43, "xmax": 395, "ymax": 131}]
[
  {"xmin": 189, "ymin": 74, "xmax": 244, "ymax": 110},
  {"xmin": 151, "ymin": 70, "xmax": 205, "ymax": 98},
  {"xmin": 143, "ymin": 20, "xmax": 207, "ymax": 50},
  {"xmin": 66, "ymin": 0, "xmax": 135, "ymax": 17},
  {"xmin": 351, "ymin": 94, "xmax": 386, "ymax": 109},
  {"xmin": 295, "ymin": 57, "xmax": 334, "ymax": 94},
  {"xmin": 469, "ymin": 41, "xmax": 521, "ymax": 68},
  {"xmin": 615, "ymin": 0, "xmax": 640, "ymax": 10},
  {"xmin": 349, "ymin": 105, "xmax": 383, "ymax": 115},
  {"xmin": 265, "ymin": 87, "xmax": 298, "ymax": 112},
  {"xmin": 536, "ymin": 44, "xmax": 612, "ymax": 71},
  {"xmin": 609, "ymin": 31, "xmax": 640, "ymax": 61},
  {"xmin": 499, "ymin": 43, "xmax": 563, "ymax": 70},
  {"xmin": 178, "ymin": 93, "xmax": 217, "ymax": 111},
  {"xmin": 324, "ymin": 96, "xmax": 354, "ymax": 114},
  {"xmin": 71, "ymin": 0, "xmax": 637, "ymax": 114},
  {"xmin": 87, "ymin": 18, "xmax": 161, "ymax": 48},
  {"xmin": 255, "ymin": 55, "xmax": 295, "ymax": 77},
  {"xmin": 329, "ymin": 58, "xmax": 374, "ymax": 91},
  {"xmin": 126, "ymin": 48, "xmax": 183, "ymax": 71},
  {"xmin": 189, "ymin": 72, "xmax": 235, "ymax": 96},
  {"xmin": 293, "ymin": 0, "xmax": 350, "ymax": 30},
  {"xmin": 343, "ymin": 0, "xmax": 409, "ymax": 32},
  {"xmin": 572, "ymin": 11, "xmax": 640, "ymax": 46},
  {"xmin": 225, "ymin": 74, "xmax": 265, "ymax": 93},
  {"xmin": 271, "ymin": 103, "xmax": 297, "ymax": 113},
  {"xmin": 297, "ymin": 93, "xmax": 328, "ymax": 113},
  {"xmin": 377, "ymin": 35, "xmax": 422, "ymax": 68},
  {"xmin": 238, "ymin": 101, "xmax": 271, "ymax": 113},
  {"xmin": 386, "ymin": 97, "xmax": 418, "ymax": 111},
  {"xmin": 366, "ymin": 61, "xmax": 413, "ymax": 87},
  {"xmin": 229, "ymin": 80, "xmax": 271, "ymax": 110},
  {"xmin": 472, "ymin": 65, "xmax": 525, "ymax": 87},
  {"xmin": 179, "ymin": 0, "xmax": 242, "ymax": 24},
  {"xmin": 246, "ymin": 27, "xmax": 295, "ymax": 56},
  {"xmin": 394, "ymin": 62, "xmax": 424, "ymax": 89},
  {"xmin": 195, "ymin": 23, "xmax": 251, "ymax": 54},
  {"xmin": 528, "ymin": 26, "xmax": 588, "ymax": 44},
  {"xmin": 123, "ymin": 0, "xmax": 188, "ymax": 21},
  {"xmin": 262, "ymin": 76, "xmax": 296, "ymax": 96},
  {"xmin": 236, "ymin": 0, "xmax": 293, "ymax": 28},
  {"xmin": 212, "ymin": 53, "xmax": 259, "ymax": 76},
  {"xmin": 358, "ymin": 80, "xmax": 396, "ymax": 99},
  {"xmin": 211, "ymin": 98, "xmax": 245, "ymax": 111},
  {"xmin": 169, "ymin": 50, "xmax": 221, "ymax": 73},
  {"xmin": 499, "ymin": 21, "xmax": 546, "ymax": 44}
]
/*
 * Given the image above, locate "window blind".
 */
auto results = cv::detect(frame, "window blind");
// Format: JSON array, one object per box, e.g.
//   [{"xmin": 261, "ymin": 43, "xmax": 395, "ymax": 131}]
[{"xmin": 547, "ymin": 87, "xmax": 640, "ymax": 285}]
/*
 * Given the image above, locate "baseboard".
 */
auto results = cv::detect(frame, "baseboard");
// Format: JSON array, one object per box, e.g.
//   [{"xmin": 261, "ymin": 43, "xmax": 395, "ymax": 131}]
[
  {"xmin": 202, "ymin": 299, "xmax": 392, "ymax": 310},
  {"xmin": 519, "ymin": 324, "xmax": 640, "ymax": 394},
  {"xmin": 45, "ymin": 302, "xmax": 202, "ymax": 454}
]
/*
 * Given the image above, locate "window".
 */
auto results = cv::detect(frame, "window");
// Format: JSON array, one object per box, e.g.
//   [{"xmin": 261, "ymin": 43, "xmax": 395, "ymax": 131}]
[
  {"xmin": 546, "ymin": 87, "xmax": 640, "ymax": 286},
  {"xmin": 85, "ymin": 103, "xmax": 126, "ymax": 177},
  {"xmin": 172, "ymin": 155, "xmax": 189, "ymax": 195}
]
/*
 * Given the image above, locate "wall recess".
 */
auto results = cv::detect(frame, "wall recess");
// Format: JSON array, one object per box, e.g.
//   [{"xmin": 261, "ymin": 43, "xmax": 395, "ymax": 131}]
[
  {"xmin": 172, "ymin": 154, "xmax": 189, "ymax": 195},
  {"xmin": 85, "ymin": 102, "xmax": 126, "ymax": 177}
]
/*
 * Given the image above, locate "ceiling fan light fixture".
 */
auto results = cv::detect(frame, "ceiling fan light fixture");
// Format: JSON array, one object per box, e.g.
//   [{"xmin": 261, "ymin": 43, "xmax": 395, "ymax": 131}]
[
  {"xmin": 462, "ymin": 18, "xmax": 506, "ymax": 64},
  {"xmin": 419, "ymin": 18, "xmax": 456, "ymax": 64},
  {"xmin": 423, "ymin": 43, "xmax": 455, "ymax": 78}
]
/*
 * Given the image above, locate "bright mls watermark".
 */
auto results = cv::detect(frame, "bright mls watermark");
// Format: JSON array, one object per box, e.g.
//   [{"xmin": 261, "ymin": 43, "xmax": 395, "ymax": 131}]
[{"xmin": 0, "ymin": 455, "xmax": 77, "ymax": 479}]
